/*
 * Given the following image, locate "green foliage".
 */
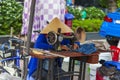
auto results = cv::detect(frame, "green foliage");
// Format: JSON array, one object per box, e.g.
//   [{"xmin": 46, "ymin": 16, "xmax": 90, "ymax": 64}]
[
  {"xmin": 72, "ymin": 19, "xmax": 103, "ymax": 32},
  {"xmin": 117, "ymin": 0, "xmax": 120, "ymax": 7},
  {"xmin": 99, "ymin": 0, "xmax": 120, "ymax": 8},
  {"xmin": 85, "ymin": 7, "xmax": 105, "ymax": 19},
  {"xmin": 0, "ymin": 0, "xmax": 23, "ymax": 35},
  {"xmin": 99, "ymin": 0, "xmax": 108, "ymax": 8},
  {"xmin": 67, "ymin": 6, "xmax": 105, "ymax": 20},
  {"xmin": 67, "ymin": 6, "xmax": 105, "ymax": 32},
  {"xmin": 67, "ymin": 6, "xmax": 81, "ymax": 19}
]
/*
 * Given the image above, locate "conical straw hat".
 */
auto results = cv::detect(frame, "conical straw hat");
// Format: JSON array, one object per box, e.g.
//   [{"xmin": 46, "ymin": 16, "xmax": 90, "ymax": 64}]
[
  {"xmin": 41, "ymin": 17, "xmax": 73, "ymax": 34},
  {"xmin": 74, "ymin": 27, "xmax": 86, "ymax": 43}
]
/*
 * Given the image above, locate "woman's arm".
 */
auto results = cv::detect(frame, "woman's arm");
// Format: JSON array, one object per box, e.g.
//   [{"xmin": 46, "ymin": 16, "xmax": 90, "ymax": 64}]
[{"xmin": 34, "ymin": 34, "xmax": 54, "ymax": 50}]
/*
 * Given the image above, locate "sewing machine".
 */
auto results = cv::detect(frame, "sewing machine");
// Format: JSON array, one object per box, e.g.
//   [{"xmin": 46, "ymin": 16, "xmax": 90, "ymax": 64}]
[{"xmin": 46, "ymin": 27, "xmax": 84, "ymax": 51}]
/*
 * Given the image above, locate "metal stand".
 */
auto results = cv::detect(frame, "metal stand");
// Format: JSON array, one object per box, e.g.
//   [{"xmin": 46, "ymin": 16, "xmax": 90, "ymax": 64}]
[
  {"xmin": 47, "ymin": 59, "xmax": 54, "ymax": 80},
  {"xmin": 30, "ymin": 51, "xmax": 100, "ymax": 80},
  {"xmin": 36, "ymin": 59, "xmax": 43, "ymax": 80},
  {"xmin": 69, "ymin": 56, "xmax": 87, "ymax": 80}
]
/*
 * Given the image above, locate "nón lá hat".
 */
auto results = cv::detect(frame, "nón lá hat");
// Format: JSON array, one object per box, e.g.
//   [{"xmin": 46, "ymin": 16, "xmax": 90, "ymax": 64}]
[
  {"xmin": 74, "ymin": 27, "xmax": 86, "ymax": 43},
  {"xmin": 40, "ymin": 17, "xmax": 73, "ymax": 34}
]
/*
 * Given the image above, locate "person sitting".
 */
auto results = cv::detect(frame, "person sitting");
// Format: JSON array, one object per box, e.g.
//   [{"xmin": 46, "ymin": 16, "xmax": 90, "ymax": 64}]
[{"xmin": 27, "ymin": 17, "xmax": 81, "ymax": 80}]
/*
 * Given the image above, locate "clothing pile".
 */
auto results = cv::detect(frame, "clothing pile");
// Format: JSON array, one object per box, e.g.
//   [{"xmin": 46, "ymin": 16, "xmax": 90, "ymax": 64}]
[{"xmin": 75, "ymin": 43, "xmax": 97, "ymax": 54}]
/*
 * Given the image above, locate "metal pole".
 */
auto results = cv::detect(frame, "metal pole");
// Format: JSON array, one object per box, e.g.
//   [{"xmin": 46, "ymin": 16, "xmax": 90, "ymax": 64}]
[
  {"xmin": 22, "ymin": 0, "xmax": 36, "ymax": 80},
  {"xmin": 26, "ymin": 0, "xmax": 36, "ymax": 55}
]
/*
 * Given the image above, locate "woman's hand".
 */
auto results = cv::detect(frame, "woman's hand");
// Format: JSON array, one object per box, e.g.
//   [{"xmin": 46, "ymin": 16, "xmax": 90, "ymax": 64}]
[
  {"xmin": 61, "ymin": 45, "xmax": 70, "ymax": 51},
  {"xmin": 73, "ymin": 43, "xmax": 80, "ymax": 50}
]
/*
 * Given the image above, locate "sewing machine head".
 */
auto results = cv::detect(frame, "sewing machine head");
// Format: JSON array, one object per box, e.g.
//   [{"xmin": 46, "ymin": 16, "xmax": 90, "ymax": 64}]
[
  {"xmin": 46, "ymin": 27, "xmax": 86, "ymax": 51},
  {"xmin": 46, "ymin": 28, "xmax": 74, "ymax": 51}
]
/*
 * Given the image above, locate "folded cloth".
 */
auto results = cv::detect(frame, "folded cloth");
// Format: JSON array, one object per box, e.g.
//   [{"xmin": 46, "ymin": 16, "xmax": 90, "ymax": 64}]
[{"xmin": 75, "ymin": 43, "xmax": 97, "ymax": 54}]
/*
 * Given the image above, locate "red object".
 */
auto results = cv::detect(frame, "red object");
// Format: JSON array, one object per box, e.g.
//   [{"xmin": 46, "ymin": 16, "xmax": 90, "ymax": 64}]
[
  {"xmin": 110, "ymin": 46, "xmax": 120, "ymax": 61},
  {"xmin": 65, "ymin": 20, "xmax": 72, "ymax": 28},
  {"xmin": 104, "ymin": 16, "xmax": 112, "ymax": 22},
  {"xmin": 96, "ymin": 69, "xmax": 104, "ymax": 80}
]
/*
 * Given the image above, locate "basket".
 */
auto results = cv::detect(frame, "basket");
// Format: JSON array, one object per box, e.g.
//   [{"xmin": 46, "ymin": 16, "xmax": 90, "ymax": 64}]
[{"xmin": 110, "ymin": 46, "xmax": 120, "ymax": 61}]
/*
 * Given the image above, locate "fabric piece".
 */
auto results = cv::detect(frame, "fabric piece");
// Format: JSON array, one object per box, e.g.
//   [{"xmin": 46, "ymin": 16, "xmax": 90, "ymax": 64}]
[
  {"xmin": 21, "ymin": 0, "xmax": 65, "ymax": 42},
  {"xmin": 75, "ymin": 43, "xmax": 97, "ymax": 54}
]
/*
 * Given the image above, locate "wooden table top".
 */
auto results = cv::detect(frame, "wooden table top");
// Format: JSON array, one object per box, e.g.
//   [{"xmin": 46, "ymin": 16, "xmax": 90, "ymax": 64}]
[
  {"xmin": 30, "ymin": 49, "xmax": 111, "ymax": 59},
  {"xmin": 30, "ymin": 49, "xmax": 111, "ymax": 64}
]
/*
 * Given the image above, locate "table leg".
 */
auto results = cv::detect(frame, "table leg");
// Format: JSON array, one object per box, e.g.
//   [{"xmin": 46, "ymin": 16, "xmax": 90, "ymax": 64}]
[
  {"xmin": 68, "ymin": 58, "xmax": 75, "ymax": 71},
  {"xmin": 82, "ymin": 62, "xmax": 86, "ymax": 80},
  {"xmin": 71, "ymin": 59, "xmax": 75, "ymax": 80},
  {"xmin": 36, "ymin": 59, "xmax": 43, "ymax": 80},
  {"xmin": 47, "ymin": 59, "xmax": 54, "ymax": 80},
  {"xmin": 78, "ymin": 61, "xmax": 83, "ymax": 80},
  {"xmin": 78, "ymin": 56, "xmax": 87, "ymax": 80},
  {"xmin": 68, "ymin": 57, "xmax": 75, "ymax": 80},
  {"xmin": 68, "ymin": 57, "xmax": 72, "ymax": 71}
]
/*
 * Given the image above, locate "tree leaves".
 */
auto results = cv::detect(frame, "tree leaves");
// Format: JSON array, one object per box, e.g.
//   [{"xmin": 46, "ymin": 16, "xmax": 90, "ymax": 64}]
[
  {"xmin": 72, "ymin": 19, "xmax": 103, "ymax": 32},
  {"xmin": 0, "ymin": 0, "xmax": 23, "ymax": 35}
]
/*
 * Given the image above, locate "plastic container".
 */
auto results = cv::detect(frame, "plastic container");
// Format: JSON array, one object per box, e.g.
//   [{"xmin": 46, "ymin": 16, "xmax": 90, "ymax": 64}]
[
  {"xmin": 110, "ymin": 46, "xmax": 120, "ymax": 61},
  {"xmin": 65, "ymin": 13, "xmax": 74, "ymax": 28},
  {"xmin": 99, "ymin": 52, "xmax": 112, "ymax": 61}
]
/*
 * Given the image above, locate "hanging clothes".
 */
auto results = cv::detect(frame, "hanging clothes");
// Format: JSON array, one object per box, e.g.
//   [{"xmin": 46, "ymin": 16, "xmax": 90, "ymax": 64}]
[{"xmin": 21, "ymin": 0, "xmax": 65, "ymax": 42}]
